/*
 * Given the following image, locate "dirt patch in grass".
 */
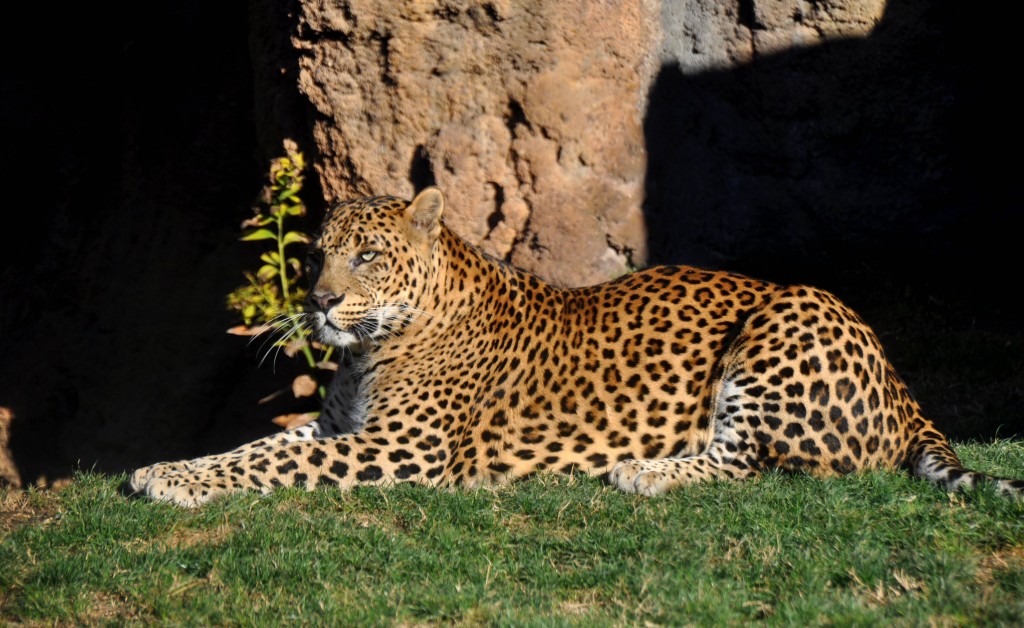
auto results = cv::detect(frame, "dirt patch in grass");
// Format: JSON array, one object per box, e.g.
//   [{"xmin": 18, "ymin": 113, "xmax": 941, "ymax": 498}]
[
  {"xmin": 847, "ymin": 568, "xmax": 926, "ymax": 608},
  {"xmin": 0, "ymin": 489, "xmax": 62, "ymax": 536},
  {"xmin": 122, "ymin": 523, "xmax": 237, "ymax": 555},
  {"xmin": 166, "ymin": 523, "xmax": 237, "ymax": 549},
  {"xmin": 975, "ymin": 545, "xmax": 1024, "ymax": 586},
  {"xmin": 558, "ymin": 588, "xmax": 605, "ymax": 616},
  {"xmin": 79, "ymin": 591, "xmax": 152, "ymax": 625}
]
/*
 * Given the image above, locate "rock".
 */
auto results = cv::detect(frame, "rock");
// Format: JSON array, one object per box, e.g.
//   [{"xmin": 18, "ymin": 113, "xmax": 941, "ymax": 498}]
[
  {"xmin": 292, "ymin": 0, "xmax": 659, "ymax": 287},
  {"xmin": 0, "ymin": 408, "xmax": 21, "ymax": 488}
]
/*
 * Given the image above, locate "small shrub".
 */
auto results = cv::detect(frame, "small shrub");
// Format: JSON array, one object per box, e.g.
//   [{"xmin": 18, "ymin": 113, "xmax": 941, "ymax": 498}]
[{"xmin": 226, "ymin": 147, "xmax": 334, "ymax": 428}]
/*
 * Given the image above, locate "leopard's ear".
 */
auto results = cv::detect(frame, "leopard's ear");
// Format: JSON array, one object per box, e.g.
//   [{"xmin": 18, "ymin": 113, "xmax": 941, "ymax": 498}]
[{"xmin": 405, "ymin": 187, "xmax": 444, "ymax": 241}]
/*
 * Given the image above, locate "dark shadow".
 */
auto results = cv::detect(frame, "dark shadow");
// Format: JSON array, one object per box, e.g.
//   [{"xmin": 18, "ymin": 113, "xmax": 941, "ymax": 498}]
[
  {"xmin": 643, "ymin": 1, "xmax": 1023, "ymax": 440},
  {"xmin": 248, "ymin": 0, "xmax": 328, "ymax": 223},
  {"xmin": 0, "ymin": 2, "xmax": 321, "ymax": 486},
  {"xmin": 409, "ymin": 144, "xmax": 438, "ymax": 191}
]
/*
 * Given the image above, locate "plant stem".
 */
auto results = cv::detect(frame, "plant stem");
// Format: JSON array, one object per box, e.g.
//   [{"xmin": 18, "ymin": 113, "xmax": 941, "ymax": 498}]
[
  {"xmin": 276, "ymin": 200, "xmax": 291, "ymax": 310},
  {"xmin": 299, "ymin": 341, "xmax": 317, "ymax": 370}
]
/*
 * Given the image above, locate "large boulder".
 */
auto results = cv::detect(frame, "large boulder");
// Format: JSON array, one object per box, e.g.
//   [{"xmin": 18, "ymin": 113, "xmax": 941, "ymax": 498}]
[{"xmin": 291, "ymin": 0, "xmax": 659, "ymax": 287}]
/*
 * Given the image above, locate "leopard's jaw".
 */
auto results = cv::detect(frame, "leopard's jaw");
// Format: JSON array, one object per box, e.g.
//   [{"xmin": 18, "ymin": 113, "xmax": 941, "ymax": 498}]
[
  {"xmin": 305, "ymin": 311, "xmax": 358, "ymax": 350},
  {"xmin": 307, "ymin": 311, "xmax": 368, "ymax": 351}
]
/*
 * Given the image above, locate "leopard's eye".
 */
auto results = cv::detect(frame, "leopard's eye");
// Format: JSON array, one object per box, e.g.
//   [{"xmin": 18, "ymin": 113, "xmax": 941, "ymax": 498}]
[
  {"xmin": 304, "ymin": 251, "xmax": 323, "ymax": 277},
  {"xmin": 353, "ymin": 250, "xmax": 378, "ymax": 267}
]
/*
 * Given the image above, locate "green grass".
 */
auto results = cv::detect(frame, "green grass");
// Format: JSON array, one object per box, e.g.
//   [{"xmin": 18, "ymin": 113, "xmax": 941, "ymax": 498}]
[{"xmin": 2, "ymin": 442, "xmax": 1023, "ymax": 626}]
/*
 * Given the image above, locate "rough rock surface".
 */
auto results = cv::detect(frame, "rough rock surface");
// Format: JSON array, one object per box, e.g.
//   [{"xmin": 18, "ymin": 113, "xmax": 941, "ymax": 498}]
[
  {"xmin": 0, "ymin": 408, "xmax": 21, "ymax": 487},
  {"xmin": 290, "ymin": 0, "xmax": 901, "ymax": 287},
  {"xmin": 293, "ymin": 0, "xmax": 659, "ymax": 287},
  {"xmin": 650, "ymin": 0, "xmax": 925, "ymax": 275}
]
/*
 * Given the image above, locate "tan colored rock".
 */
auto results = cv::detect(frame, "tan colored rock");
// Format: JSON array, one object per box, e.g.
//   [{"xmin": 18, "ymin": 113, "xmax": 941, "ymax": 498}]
[
  {"xmin": 661, "ymin": 0, "xmax": 754, "ymax": 72},
  {"xmin": 294, "ymin": 0, "xmax": 659, "ymax": 286},
  {"xmin": 752, "ymin": 25, "xmax": 823, "ymax": 57},
  {"xmin": 751, "ymin": 0, "xmax": 885, "ymax": 56},
  {"xmin": 799, "ymin": 0, "xmax": 887, "ymax": 38},
  {"xmin": 0, "ymin": 407, "xmax": 22, "ymax": 488}
]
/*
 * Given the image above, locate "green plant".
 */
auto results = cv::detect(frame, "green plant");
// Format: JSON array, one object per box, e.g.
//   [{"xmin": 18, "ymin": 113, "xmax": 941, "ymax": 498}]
[{"xmin": 227, "ymin": 149, "xmax": 334, "ymax": 427}]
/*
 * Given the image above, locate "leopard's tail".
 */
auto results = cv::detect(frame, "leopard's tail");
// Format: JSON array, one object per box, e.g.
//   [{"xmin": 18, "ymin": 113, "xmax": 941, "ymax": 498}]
[
  {"xmin": 907, "ymin": 426, "xmax": 1024, "ymax": 498},
  {"xmin": 890, "ymin": 370, "xmax": 1024, "ymax": 498}
]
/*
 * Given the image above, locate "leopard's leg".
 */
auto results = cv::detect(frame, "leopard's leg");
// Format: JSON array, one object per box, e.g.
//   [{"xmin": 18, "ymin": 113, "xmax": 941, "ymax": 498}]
[
  {"xmin": 130, "ymin": 425, "xmax": 448, "ymax": 507},
  {"xmin": 609, "ymin": 452, "xmax": 760, "ymax": 496},
  {"xmin": 315, "ymin": 355, "xmax": 368, "ymax": 435},
  {"xmin": 129, "ymin": 421, "xmax": 324, "ymax": 488},
  {"xmin": 610, "ymin": 378, "xmax": 761, "ymax": 495},
  {"xmin": 131, "ymin": 367, "xmax": 365, "ymax": 487},
  {"xmin": 613, "ymin": 285, "xmax": 931, "ymax": 497}
]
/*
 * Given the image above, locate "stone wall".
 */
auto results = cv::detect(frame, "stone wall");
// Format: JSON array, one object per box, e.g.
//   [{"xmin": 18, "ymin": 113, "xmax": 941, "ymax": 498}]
[
  {"xmin": 284, "ymin": 0, "xmax": 918, "ymax": 288},
  {"xmin": 289, "ymin": 0, "xmax": 659, "ymax": 287},
  {"xmin": 648, "ymin": 0, "xmax": 959, "ymax": 282}
]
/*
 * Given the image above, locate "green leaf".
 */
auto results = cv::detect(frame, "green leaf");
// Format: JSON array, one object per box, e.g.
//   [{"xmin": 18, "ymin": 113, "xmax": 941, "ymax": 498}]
[
  {"xmin": 241, "ymin": 228, "xmax": 276, "ymax": 242},
  {"xmin": 284, "ymin": 203, "xmax": 306, "ymax": 216},
  {"xmin": 240, "ymin": 215, "xmax": 273, "ymax": 229},
  {"xmin": 260, "ymin": 251, "xmax": 281, "ymax": 265},
  {"xmin": 257, "ymin": 264, "xmax": 278, "ymax": 281},
  {"xmin": 283, "ymin": 231, "xmax": 311, "ymax": 246}
]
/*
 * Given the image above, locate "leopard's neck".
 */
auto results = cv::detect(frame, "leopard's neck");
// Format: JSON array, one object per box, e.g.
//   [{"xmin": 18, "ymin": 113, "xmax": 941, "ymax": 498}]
[
  {"xmin": 435, "ymin": 227, "xmax": 564, "ymax": 319},
  {"xmin": 364, "ymin": 226, "xmax": 563, "ymax": 361}
]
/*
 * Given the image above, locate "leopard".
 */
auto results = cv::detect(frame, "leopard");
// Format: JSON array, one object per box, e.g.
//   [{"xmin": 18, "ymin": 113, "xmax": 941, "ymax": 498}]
[{"xmin": 130, "ymin": 187, "xmax": 1024, "ymax": 507}]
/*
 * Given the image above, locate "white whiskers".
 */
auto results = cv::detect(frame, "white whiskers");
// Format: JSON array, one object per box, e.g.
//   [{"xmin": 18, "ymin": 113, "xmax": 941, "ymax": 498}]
[
  {"xmin": 361, "ymin": 303, "xmax": 434, "ymax": 345},
  {"xmin": 247, "ymin": 312, "xmax": 311, "ymax": 371}
]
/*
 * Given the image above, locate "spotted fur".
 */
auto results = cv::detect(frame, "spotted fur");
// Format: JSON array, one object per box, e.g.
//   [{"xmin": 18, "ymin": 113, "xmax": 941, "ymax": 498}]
[{"xmin": 130, "ymin": 188, "xmax": 1024, "ymax": 506}]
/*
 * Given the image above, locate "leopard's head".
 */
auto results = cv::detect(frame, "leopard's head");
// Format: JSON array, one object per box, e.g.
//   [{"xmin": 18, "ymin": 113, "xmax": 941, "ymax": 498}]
[{"xmin": 304, "ymin": 187, "xmax": 444, "ymax": 350}]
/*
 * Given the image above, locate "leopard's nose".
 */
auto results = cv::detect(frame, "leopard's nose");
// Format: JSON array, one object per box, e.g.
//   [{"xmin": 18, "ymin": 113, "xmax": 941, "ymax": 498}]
[{"xmin": 309, "ymin": 291, "xmax": 344, "ymax": 311}]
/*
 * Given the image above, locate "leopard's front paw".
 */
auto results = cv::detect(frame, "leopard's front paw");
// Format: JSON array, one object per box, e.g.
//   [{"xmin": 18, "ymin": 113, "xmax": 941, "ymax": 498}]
[
  {"xmin": 130, "ymin": 460, "xmax": 195, "ymax": 494},
  {"xmin": 609, "ymin": 459, "xmax": 672, "ymax": 497},
  {"xmin": 130, "ymin": 461, "xmax": 242, "ymax": 507}
]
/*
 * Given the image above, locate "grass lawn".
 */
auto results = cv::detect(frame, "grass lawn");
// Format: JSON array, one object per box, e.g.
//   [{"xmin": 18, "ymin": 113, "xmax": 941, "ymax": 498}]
[{"xmin": 2, "ymin": 441, "xmax": 1023, "ymax": 626}]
